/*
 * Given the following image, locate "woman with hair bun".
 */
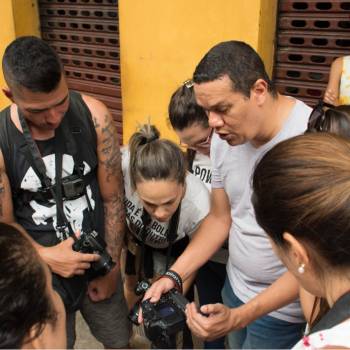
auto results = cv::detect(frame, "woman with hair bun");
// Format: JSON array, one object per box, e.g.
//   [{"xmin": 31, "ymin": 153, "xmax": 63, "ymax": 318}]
[{"xmin": 122, "ymin": 124, "xmax": 210, "ymax": 318}]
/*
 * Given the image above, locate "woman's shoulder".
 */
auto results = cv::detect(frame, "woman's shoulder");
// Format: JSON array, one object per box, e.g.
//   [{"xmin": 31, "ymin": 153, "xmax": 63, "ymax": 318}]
[
  {"xmin": 293, "ymin": 319, "xmax": 350, "ymax": 349},
  {"xmin": 185, "ymin": 172, "xmax": 210, "ymax": 195},
  {"xmin": 178, "ymin": 173, "xmax": 210, "ymax": 236},
  {"xmin": 182, "ymin": 172, "xmax": 210, "ymax": 212}
]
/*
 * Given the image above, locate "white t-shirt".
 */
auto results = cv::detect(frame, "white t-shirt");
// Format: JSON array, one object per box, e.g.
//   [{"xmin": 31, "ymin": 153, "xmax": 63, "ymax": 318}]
[
  {"xmin": 292, "ymin": 319, "xmax": 350, "ymax": 349},
  {"xmin": 191, "ymin": 152, "xmax": 212, "ymax": 191},
  {"xmin": 211, "ymin": 98, "xmax": 312, "ymax": 323},
  {"xmin": 191, "ymin": 152, "xmax": 228, "ymax": 264},
  {"xmin": 121, "ymin": 147, "xmax": 210, "ymax": 249}
]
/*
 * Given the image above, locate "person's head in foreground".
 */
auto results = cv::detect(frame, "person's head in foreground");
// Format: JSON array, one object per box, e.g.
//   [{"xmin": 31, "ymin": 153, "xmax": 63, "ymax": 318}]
[
  {"xmin": 0, "ymin": 223, "xmax": 61, "ymax": 349},
  {"xmin": 252, "ymin": 132, "xmax": 350, "ymax": 335}
]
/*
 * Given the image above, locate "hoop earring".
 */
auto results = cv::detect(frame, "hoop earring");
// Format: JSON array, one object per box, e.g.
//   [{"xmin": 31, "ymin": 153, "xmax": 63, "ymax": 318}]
[{"xmin": 298, "ymin": 263, "xmax": 305, "ymax": 274}]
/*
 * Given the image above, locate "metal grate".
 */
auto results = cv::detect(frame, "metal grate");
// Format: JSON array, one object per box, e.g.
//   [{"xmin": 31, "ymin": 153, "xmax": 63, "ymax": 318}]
[
  {"xmin": 38, "ymin": 0, "xmax": 122, "ymax": 139},
  {"xmin": 274, "ymin": 0, "xmax": 350, "ymax": 107}
]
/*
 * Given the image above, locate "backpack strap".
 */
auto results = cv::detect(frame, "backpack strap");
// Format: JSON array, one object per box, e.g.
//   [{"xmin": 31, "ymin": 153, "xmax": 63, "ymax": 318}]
[{"xmin": 0, "ymin": 108, "xmax": 12, "ymax": 169}]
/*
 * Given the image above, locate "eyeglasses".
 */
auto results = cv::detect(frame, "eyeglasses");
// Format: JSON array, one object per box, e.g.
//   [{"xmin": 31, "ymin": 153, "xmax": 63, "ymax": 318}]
[
  {"xmin": 180, "ymin": 128, "xmax": 213, "ymax": 150},
  {"xmin": 307, "ymin": 100, "xmax": 335, "ymax": 132}
]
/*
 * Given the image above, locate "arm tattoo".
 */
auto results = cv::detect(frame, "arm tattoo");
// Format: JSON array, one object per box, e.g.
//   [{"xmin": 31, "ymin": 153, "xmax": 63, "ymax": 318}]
[
  {"xmin": 96, "ymin": 113, "xmax": 125, "ymax": 262},
  {"xmin": 99, "ymin": 114, "xmax": 121, "ymax": 182},
  {"xmin": 0, "ymin": 171, "xmax": 5, "ymax": 218},
  {"xmin": 93, "ymin": 116, "xmax": 100, "ymax": 129},
  {"xmin": 103, "ymin": 195, "xmax": 126, "ymax": 262}
]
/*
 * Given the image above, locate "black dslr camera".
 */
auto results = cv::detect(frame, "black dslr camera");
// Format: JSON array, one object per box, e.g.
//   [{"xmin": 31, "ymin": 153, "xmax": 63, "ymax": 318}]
[
  {"xmin": 73, "ymin": 230, "xmax": 115, "ymax": 280},
  {"xmin": 129, "ymin": 280, "xmax": 189, "ymax": 349}
]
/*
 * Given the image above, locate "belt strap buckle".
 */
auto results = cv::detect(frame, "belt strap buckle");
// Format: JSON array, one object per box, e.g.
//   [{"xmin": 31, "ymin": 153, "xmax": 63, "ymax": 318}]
[{"xmin": 56, "ymin": 224, "xmax": 69, "ymax": 235}]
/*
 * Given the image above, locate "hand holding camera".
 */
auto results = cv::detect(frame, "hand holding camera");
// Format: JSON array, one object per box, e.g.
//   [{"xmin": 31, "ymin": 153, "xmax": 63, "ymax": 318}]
[
  {"xmin": 72, "ymin": 230, "xmax": 115, "ymax": 280},
  {"xmin": 39, "ymin": 236, "xmax": 100, "ymax": 278},
  {"xmin": 140, "ymin": 269, "xmax": 182, "ymax": 309},
  {"xmin": 129, "ymin": 278, "xmax": 189, "ymax": 349}
]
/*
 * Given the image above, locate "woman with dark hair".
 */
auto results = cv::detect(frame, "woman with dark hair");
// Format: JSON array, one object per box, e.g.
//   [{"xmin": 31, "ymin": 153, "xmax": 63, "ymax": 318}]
[
  {"xmin": 168, "ymin": 80, "xmax": 212, "ymax": 189},
  {"xmin": 252, "ymin": 132, "xmax": 350, "ymax": 348},
  {"xmin": 301, "ymin": 104, "xmax": 350, "ymax": 328},
  {"xmin": 0, "ymin": 223, "xmax": 66, "ymax": 349},
  {"xmin": 168, "ymin": 83, "xmax": 227, "ymax": 349},
  {"xmin": 307, "ymin": 104, "xmax": 350, "ymax": 137}
]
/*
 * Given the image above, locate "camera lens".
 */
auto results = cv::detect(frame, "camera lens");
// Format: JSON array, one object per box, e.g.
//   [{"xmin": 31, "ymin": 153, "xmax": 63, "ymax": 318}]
[{"xmin": 135, "ymin": 280, "xmax": 150, "ymax": 296}]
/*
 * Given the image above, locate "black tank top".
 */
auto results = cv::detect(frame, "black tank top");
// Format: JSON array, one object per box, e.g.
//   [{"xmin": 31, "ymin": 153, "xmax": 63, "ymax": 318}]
[{"xmin": 0, "ymin": 91, "xmax": 105, "ymax": 246}]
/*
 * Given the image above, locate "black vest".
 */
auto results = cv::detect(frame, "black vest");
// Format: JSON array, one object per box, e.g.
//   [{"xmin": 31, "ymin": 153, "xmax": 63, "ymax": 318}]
[{"xmin": 0, "ymin": 91, "xmax": 105, "ymax": 246}]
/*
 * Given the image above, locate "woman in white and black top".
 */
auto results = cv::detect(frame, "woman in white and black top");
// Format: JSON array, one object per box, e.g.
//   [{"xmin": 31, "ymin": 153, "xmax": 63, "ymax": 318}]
[
  {"xmin": 122, "ymin": 124, "xmax": 210, "ymax": 330},
  {"xmin": 168, "ymin": 81, "xmax": 227, "ymax": 349}
]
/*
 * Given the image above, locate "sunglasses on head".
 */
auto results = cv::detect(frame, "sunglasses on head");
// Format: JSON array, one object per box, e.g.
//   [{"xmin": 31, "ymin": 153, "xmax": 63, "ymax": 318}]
[{"xmin": 307, "ymin": 100, "xmax": 335, "ymax": 132}]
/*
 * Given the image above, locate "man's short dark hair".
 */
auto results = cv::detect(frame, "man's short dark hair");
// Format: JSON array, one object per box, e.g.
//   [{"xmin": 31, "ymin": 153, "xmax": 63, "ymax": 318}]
[
  {"xmin": 2, "ymin": 36, "xmax": 63, "ymax": 93},
  {"xmin": 193, "ymin": 40, "xmax": 277, "ymax": 97}
]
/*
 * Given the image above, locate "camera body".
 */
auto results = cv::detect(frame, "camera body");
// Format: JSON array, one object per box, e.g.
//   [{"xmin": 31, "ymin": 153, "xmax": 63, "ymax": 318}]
[
  {"xmin": 61, "ymin": 173, "xmax": 85, "ymax": 200},
  {"xmin": 129, "ymin": 280, "xmax": 189, "ymax": 349},
  {"xmin": 73, "ymin": 230, "xmax": 115, "ymax": 280},
  {"xmin": 142, "ymin": 288, "xmax": 188, "ymax": 348}
]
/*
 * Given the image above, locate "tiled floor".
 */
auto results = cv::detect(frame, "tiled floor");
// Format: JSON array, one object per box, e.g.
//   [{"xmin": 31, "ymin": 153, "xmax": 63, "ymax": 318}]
[
  {"xmin": 75, "ymin": 312, "xmax": 202, "ymax": 349},
  {"xmin": 75, "ymin": 312, "xmax": 103, "ymax": 349},
  {"xmin": 75, "ymin": 312, "xmax": 151, "ymax": 349}
]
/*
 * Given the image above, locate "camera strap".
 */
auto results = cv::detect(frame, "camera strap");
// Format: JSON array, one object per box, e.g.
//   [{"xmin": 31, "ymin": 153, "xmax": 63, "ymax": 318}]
[
  {"xmin": 18, "ymin": 110, "xmax": 77, "ymax": 241},
  {"xmin": 140, "ymin": 209, "xmax": 152, "ymax": 279},
  {"xmin": 138, "ymin": 204, "xmax": 181, "ymax": 281},
  {"xmin": 166, "ymin": 204, "xmax": 181, "ymax": 270},
  {"xmin": 59, "ymin": 115, "xmax": 96, "ymax": 231},
  {"xmin": 54, "ymin": 127, "xmax": 72, "ymax": 238}
]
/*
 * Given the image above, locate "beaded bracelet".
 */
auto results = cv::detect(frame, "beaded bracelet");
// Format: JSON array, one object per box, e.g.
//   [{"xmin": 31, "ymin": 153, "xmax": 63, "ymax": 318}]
[{"xmin": 163, "ymin": 269, "xmax": 183, "ymax": 293}]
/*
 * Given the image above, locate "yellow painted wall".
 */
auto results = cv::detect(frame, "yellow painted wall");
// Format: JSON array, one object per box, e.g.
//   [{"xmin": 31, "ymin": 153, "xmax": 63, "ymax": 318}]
[
  {"xmin": 0, "ymin": 0, "xmax": 16, "ymax": 109},
  {"xmin": 0, "ymin": 0, "xmax": 40, "ymax": 109},
  {"xmin": 119, "ymin": 0, "xmax": 277, "ymax": 144},
  {"xmin": 258, "ymin": 0, "xmax": 278, "ymax": 77},
  {"xmin": 0, "ymin": 0, "xmax": 277, "ymax": 140},
  {"xmin": 12, "ymin": 0, "xmax": 41, "ymax": 38}
]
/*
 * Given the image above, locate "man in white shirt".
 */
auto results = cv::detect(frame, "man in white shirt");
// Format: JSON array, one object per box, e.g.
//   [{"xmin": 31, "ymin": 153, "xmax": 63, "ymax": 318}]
[{"xmin": 145, "ymin": 40, "xmax": 311, "ymax": 349}]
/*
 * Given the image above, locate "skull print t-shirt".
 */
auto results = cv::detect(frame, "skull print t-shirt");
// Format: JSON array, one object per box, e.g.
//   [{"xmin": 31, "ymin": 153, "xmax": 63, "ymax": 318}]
[{"xmin": 0, "ymin": 91, "xmax": 105, "ymax": 246}]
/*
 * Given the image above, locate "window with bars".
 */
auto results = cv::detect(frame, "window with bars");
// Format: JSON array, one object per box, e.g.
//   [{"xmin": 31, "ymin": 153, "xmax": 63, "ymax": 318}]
[{"xmin": 274, "ymin": 0, "xmax": 350, "ymax": 107}]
